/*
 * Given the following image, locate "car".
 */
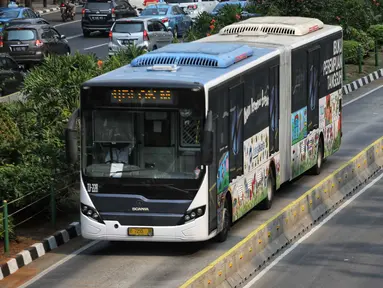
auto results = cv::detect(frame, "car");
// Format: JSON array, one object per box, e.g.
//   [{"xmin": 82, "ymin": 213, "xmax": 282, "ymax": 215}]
[
  {"xmin": 139, "ymin": 4, "xmax": 192, "ymax": 37},
  {"xmin": 210, "ymin": 1, "xmax": 260, "ymax": 18},
  {"xmin": 0, "ymin": 53, "xmax": 25, "ymax": 96},
  {"xmin": 81, "ymin": 0, "xmax": 138, "ymax": 37},
  {"xmin": 4, "ymin": 17, "xmax": 49, "ymax": 29},
  {"xmin": 165, "ymin": 0, "xmax": 218, "ymax": 22},
  {"xmin": 1, "ymin": 24, "xmax": 70, "ymax": 69},
  {"xmin": 108, "ymin": 17, "xmax": 173, "ymax": 56},
  {"xmin": 0, "ymin": 7, "xmax": 42, "ymax": 33}
]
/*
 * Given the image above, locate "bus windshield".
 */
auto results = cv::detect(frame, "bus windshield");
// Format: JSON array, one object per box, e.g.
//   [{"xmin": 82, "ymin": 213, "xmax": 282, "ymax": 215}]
[{"xmin": 82, "ymin": 108, "xmax": 204, "ymax": 180}]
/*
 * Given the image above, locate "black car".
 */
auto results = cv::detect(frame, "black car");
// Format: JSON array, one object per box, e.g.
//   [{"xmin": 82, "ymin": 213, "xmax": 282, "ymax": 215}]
[
  {"xmin": 2, "ymin": 24, "xmax": 70, "ymax": 68},
  {"xmin": 81, "ymin": 0, "xmax": 138, "ymax": 37},
  {"xmin": 5, "ymin": 17, "xmax": 50, "ymax": 29},
  {"xmin": 0, "ymin": 53, "xmax": 24, "ymax": 96}
]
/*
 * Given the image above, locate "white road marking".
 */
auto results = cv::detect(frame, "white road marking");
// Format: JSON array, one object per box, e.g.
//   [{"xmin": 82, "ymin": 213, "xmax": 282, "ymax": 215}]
[
  {"xmin": 66, "ymin": 34, "xmax": 83, "ymax": 40},
  {"xmin": 53, "ymin": 19, "xmax": 81, "ymax": 28},
  {"xmin": 243, "ymin": 171, "xmax": 383, "ymax": 288},
  {"xmin": 18, "ymin": 240, "xmax": 100, "ymax": 288},
  {"xmin": 343, "ymin": 85, "xmax": 383, "ymax": 107},
  {"xmin": 84, "ymin": 43, "xmax": 108, "ymax": 50}
]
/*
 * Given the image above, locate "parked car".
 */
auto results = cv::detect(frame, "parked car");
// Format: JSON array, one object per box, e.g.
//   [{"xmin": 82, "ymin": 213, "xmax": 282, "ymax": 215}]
[
  {"xmin": 0, "ymin": 53, "xmax": 25, "ymax": 96},
  {"xmin": 210, "ymin": 1, "xmax": 260, "ymax": 18},
  {"xmin": 0, "ymin": 7, "xmax": 42, "ymax": 33},
  {"xmin": 165, "ymin": 0, "xmax": 218, "ymax": 21},
  {"xmin": 139, "ymin": 4, "xmax": 192, "ymax": 37},
  {"xmin": 81, "ymin": 0, "xmax": 138, "ymax": 37},
  {"xmin": 1, "ymin": 24, "xmax": 71, "ymax": 69},
  {"xmin": 108, "ymin": 17, "xmax": 173, "ymax": 56},
  {"xmin": 4, "ymin": 17, "xmax": 50, "ymax": 29}
]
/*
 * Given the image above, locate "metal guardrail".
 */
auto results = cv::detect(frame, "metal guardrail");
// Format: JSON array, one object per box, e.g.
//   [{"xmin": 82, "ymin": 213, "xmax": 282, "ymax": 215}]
[{"xmin": 1, "ymin": 171, "xmax": 78, "ymax": 255}]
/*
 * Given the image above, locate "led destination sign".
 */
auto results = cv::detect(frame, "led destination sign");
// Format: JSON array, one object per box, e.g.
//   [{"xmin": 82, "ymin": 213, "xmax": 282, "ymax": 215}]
[{"xmin": 111, "ymin": 89, "xmax": 174, "ymax": 104}]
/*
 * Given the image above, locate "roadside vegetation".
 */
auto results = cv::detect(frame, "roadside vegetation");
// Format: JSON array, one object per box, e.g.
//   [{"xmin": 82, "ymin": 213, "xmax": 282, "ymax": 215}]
[{"xmin": 1, "ymin": 0, "xmax": 383, "ymax": 241}]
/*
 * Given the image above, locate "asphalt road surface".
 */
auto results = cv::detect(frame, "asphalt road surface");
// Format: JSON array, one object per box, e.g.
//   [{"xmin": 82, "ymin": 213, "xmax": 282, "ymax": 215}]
[
  {"xmin": 43, "ymin": 7, "xmax": 110, "ymax": 59},
  {"xmin": 246, "ymin": 172, "xmax": 383, "ymax": 288},
  {"xmin": 12, "ymin": 83, "xmax": 383, "ymax": 288}
]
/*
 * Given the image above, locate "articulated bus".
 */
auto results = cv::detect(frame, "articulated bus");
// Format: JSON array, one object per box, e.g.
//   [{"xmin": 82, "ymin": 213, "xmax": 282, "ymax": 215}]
[{"xmin": 65, "ymin": 16, "xmax": 343, "ymax": 242}]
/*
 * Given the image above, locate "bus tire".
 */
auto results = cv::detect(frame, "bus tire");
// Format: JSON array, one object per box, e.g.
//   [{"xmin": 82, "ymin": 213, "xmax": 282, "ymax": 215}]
[
  {"xmin": 259, "ymin": 167, "xmax": 275, "ymax": 210},
  {"xmin": 312, "ymin": 136, "xmax": 324, "ymax": 175},
  {"xmin": 215, "ymin": 200, "xmax": 231, "ymax": 243}
]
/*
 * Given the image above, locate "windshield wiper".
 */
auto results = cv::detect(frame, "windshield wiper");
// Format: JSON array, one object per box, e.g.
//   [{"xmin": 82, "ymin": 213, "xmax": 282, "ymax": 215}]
[
  {"xmin": 109, "ymin": 168, "xmax": 154, "ymax": 177},
  {"xmin": 158, "ymin": 184, "xmax": 191, "ymax": 195}
]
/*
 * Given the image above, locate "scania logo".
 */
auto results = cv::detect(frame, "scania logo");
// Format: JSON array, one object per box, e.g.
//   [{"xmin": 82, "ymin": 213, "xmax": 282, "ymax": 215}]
[{"xmin": 132, "ymin": 207, "xmax": 149, "ymax": 211}]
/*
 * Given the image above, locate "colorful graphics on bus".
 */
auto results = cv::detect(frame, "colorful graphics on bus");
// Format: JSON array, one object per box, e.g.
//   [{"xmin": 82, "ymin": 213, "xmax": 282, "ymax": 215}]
[
  {"xmin": 320, "ymin": 89, "xmax": 342, "ymax": 157},
  {"xmin": 291, "ymin": 107, "xmax": 308, "ymax": 145},
  {"xmin": 291, "ymin": 88, "xmax": 342, "ymax": 178},
  {"xmin": 220, "ymin": 128, "xmax": 280, "ymax": 222},
  {"xmin": 244, "ymin": 127, "xmax": 269, "ymax": 174},
  {"xmin": 217, "ymin": 152, "xmax": 229, "ymax": 194}
]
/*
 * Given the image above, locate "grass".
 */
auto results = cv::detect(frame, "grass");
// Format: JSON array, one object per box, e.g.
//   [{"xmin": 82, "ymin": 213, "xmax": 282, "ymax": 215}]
[{"xmin": 345, "ymin": 46, "xmax": 383, "ymax": 84}]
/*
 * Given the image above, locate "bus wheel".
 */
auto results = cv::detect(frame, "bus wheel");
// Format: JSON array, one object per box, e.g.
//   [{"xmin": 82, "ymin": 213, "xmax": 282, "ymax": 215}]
[
  {"xmin": 259, "ymin": 168, "xmax": 275, "ymax": 210},
  {"xmin": 215, "ymin": 200, "xmax": 231, "ymax": 243},
  {"xmin": 312, "ymin": 137, "xmax": 324, "ymax": 175}
]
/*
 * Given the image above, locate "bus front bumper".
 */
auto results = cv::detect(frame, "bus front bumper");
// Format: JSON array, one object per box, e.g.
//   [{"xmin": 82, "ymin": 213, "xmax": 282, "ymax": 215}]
[{"xmin": 81, "ymin": 212, "xmax": 215, "ymax": 242}]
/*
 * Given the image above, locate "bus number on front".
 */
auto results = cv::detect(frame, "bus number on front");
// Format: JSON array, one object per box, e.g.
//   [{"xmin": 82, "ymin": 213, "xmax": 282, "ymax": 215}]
[{"xmin": 87, "ymin": 183, "xmax": 98, "ymax": 193}]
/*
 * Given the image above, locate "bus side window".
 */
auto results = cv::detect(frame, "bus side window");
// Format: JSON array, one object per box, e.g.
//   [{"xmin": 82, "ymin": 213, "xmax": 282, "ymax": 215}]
[
  {"xmin": 269, "ymin": 64, "xmax": 280, "ymax": 154},
  {"xmin": 229, "ymin": 83, "xmax": 244, "ymax": 181},
  {"xmin": 307, "ymin": 46, "xmax": 320, "ymax": 131}
]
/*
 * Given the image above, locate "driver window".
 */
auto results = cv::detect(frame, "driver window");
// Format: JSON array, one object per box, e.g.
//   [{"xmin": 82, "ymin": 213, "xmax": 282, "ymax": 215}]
[
  {"xmin": 144, "ymin": 112, "xmax": 170, "ymax": 147},
  {"xmin": 27, "ymin": 9, "xmax": 37, "ymax": 18},
  {"xmin": 50, "ymin": 28, "xmax": 61, "ymax": 39},
  {"xmin": 147, "ymin": 21, "xmax": 154, "ymax": 32},
  {"xmin": 159, "ymin": 22, "xmax": 167, "ymax": 31},
  {"xmin": 172, "ymin": 6, "xmax": 179, "ymax": 15}
]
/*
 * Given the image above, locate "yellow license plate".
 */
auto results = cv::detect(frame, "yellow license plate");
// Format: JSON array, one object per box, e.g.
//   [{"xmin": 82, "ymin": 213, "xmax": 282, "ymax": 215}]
[{"xmin": 128, "ymin": 227, "xmax": 153, "ymax": 236}]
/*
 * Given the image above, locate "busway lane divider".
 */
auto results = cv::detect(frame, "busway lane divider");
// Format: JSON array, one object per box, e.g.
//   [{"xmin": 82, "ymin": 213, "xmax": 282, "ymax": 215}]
[{"xmin": 180, "ymin": 136, "xmax": 383, "ymax": 288}]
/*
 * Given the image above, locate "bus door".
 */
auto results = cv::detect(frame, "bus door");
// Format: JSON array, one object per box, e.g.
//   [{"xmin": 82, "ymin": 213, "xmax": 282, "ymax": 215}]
[
  {"xmin": 269, "ymin": 65, "xmax": 280, "ymax": 155},
  {"xmin": 307, "ymin": 46, "xmax": 320, "ymax": 132}
]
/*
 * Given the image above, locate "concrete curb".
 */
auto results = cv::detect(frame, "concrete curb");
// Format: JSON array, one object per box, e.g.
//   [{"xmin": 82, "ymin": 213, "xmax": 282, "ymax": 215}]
[
  {"xmin": 35, "ymin": 7, "xmax": 60, "ymax": 14},
  {"xmin": 180, "ymin": 137, "xmax": 383, "ymax": 288},
  {"xmin": 343, "ymin": 68, "xmax": 383, "ymax": 95},
  {"xmin": 0, "ymin": 222, "xmax": 81, "ymax": 280}
]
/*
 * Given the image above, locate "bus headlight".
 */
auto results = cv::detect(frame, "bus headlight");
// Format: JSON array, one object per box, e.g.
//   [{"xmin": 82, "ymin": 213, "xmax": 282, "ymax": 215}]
[
  {"xmin": 178, "ymin": 205, "xmax": 206, "ymax": 225},
  {"xmin": 81, "ymin": 203, "xmax": 104, "ymax": 224}
]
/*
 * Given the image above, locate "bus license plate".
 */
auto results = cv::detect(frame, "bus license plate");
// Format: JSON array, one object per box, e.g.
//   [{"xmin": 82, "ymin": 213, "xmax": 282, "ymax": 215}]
[{"xmin": 128, "ymin": 227, "xmax": 153, "ymax": 236}]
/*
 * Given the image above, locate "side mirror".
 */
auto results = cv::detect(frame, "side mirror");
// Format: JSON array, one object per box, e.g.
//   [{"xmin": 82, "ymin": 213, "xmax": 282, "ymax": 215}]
[
  {"xmin": 60, "ymin": 34, "xmax": 66, "ymax": 39},
  {"xmin": 202, "ymin": 110, "xmax": 214, "ymax": 165},
  {"xmin": 133, "ymin": 5, "xmax": 137, "ymax": 9},
  {"xmin": 65, "ymin": 108, "xmax": 79, "ymax": 165},
  {"xmin": 167, "ymin": 27, "xmax": 172, "ymax": 32},
  {"xmin": 35, "ymin": 12, "xmax": 41, "ymax": 18}
]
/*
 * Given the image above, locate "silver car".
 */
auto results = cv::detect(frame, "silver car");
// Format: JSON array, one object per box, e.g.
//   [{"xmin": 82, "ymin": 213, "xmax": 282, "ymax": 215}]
[{"xmin": 108, "ymin": 17, "xmax": 173, "ymax": 56}]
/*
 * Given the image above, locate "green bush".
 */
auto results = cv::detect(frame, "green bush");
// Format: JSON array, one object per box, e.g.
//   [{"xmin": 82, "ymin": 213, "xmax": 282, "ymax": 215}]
[
  {"xmin": 368, "ymin": 24, "xmax": 383, "ymax": 43},
  {"xmin": 345, "ymin": 27, "xmax": 375, "ymax": 55},
  {"xmin": 343, "ymin": 40, "xmax": 364, "ymax": 64}
]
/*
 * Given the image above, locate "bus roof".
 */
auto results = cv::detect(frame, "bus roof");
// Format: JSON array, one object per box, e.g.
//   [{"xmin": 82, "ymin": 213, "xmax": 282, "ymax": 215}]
[
  {"xmin": 195, "ymin": 16, "xmax": 342, "ymax": 49},
  {"xmin": 83, "ymin": 42, "xmax": 278, "ymax": 88}
]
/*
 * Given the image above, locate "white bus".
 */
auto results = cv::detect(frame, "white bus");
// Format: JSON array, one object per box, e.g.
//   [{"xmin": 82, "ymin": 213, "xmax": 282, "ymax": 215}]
[{"xmin": 65, "ymin": 16, "xmax": 343, "ymax": 242}]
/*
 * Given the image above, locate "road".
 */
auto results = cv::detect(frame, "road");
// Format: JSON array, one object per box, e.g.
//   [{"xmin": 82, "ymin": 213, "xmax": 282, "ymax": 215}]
[
  {"xmin": 245, "ymin": 172, "xmax": 383, "ymax": 288},
  {"xmin": 9, "ymin": 83, "xmax": 383, "ymax": 288},
  {"xmin": 43, "ymin": 7, "xmax": 110, "ymax": 59}
]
